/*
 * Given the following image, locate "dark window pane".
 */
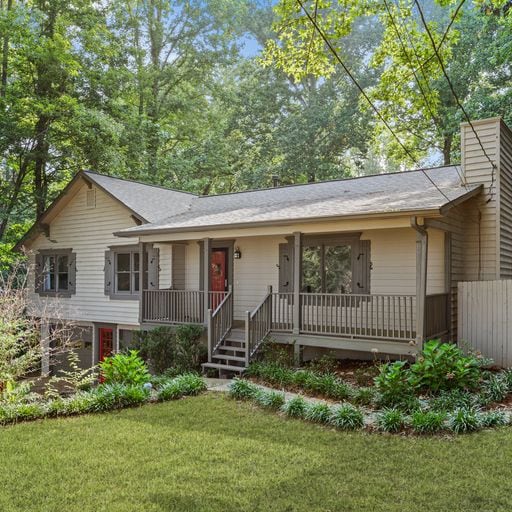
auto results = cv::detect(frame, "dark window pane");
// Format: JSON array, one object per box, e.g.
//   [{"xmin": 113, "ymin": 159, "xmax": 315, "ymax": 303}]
[
  {"xmin": 117, "ymin": 253, "xmax": 131, "ymax": 272},
  {"xmin": 133, "ymin": 271, "xmax": 139, "ymax": 291},
  {"xmin": 57, "ymin": 255, "xmax": 68, "ymax": 273},
  {"xmin": 325, "ymin": 245, "xmax": 352, "ymax": 294},
  {"xmin": 302, "ymin": 246, "xmax": 322, "ymax": 293},
  {"xmin": 117, "ymin": 272, "xmax": 130, "ymax": 291},
  {"xmin": 58, "ymin": 273, "xmax": 69, "ymax": 290},
  {"xmin": 133, "ymin": 252, "xmax": 139, "ymax": 272}
]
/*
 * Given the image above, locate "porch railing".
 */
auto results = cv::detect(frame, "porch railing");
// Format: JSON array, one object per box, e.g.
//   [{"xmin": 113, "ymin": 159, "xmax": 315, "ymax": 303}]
[
  {"xmin": 425, "ymin": 293, "xmax": 450, "ymax": 338},
  {"xmin": 207, "ymin": 287, "xmax": 233, "ymax": 361},
  {"xmin": 270, "ymin": 292, "xmax": 416, "ymax": 341},
  {"xmin": 245, "ymin": 286, "xmax": 273, "ymax": 365},
  {"xmin": 142, "ymin": 290, "xmax": 227, "ymax": 325}
]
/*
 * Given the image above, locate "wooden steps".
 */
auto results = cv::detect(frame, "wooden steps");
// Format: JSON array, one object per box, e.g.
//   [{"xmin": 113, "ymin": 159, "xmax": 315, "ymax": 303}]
[{"xmin": 202, "ymin": 331, "xmax": 248, "ymax": 376}]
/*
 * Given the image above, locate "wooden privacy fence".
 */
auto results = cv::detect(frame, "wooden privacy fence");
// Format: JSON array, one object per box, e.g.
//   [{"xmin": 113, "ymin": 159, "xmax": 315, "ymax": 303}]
[{"xmin": 458, "ymin": 280, "xmax": 512, "ymax": 367}]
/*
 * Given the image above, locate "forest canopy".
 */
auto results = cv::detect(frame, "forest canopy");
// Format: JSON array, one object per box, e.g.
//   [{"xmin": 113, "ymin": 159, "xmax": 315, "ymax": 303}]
[{"xmin": 0, "ymin": 0, "xmax": 511, "ymax": 265}]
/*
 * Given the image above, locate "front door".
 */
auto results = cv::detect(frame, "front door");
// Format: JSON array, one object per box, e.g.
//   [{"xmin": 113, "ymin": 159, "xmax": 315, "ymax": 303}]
[
  {"xmin": 210, "ymin": 248, "xmax": 228, "ymax": 309},
  {"xmin": 99, "ymin": 327, "xmax": 114, "ymax": 362}
]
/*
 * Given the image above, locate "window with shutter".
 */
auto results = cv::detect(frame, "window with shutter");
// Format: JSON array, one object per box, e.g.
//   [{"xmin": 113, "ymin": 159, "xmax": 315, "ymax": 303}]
[{"xmin": 35, "ymin": 249, "xmax": 76, "ymax": 297}]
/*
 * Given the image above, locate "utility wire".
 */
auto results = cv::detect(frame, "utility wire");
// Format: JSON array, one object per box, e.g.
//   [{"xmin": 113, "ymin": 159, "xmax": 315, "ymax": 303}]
[
  {"xmin": 295, "ymin": 0, "xmax": 453, "ymax": 203},
  {"xmin": 414, "ymin": 0, "xmax": 497, "ymax": 202}
]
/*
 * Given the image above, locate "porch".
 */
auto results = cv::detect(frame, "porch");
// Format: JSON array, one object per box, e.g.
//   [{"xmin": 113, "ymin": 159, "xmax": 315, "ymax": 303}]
[{"xmin": 137, "ymin": 221, "xmax": 452, "ymax": 372}]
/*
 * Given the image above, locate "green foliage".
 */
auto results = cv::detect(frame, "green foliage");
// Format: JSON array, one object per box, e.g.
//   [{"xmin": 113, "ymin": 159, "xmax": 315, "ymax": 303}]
[
  {"xmin": 411, "ymin": 410, "xmax": 447, "ymax": 434},
  {"xmin": 479, "ymin": 410, "xmax": 508, "ymax": 428},
  {"xmin": 354, "ymin": 365, "xmax": 380, "ymax": 387},
  {"xmin": 447, "ymin": 408, "xmax": 481, "ymax": 434},
  {"xmin": 1, "ymin": 380, "xmax": 37, "ymax": 404},
  {"xmin": 254, "ymin": 390, "xmax": 286, "ymax": 410},
  {"xmin": 157, "ymin": 374, "xmax": 206, "ymax": 402},
  {"xmin": 99, "ymin": 351, "xmax": 150, "ymax": 386},
  {"xmin": 410, "ymin": 341, "xmax": 481, "ymax": 393},
  {"xmin": 46, "ymin": 351, "xmax": 96, "ymax": 396},
  {"xmin": 374, "ymin": 361, "xmax": 414, "ymax": 406},
  {"xmin": 308, "ymin": 354, "xmax": 338, "ymax": 375},
  {"xmin": 481, "ymin": 373, "xmax": 510, "ymax": 403},
  {"xmin": 351, "ymin": 387, "xmax": 376, "ymax": 406},
  {"xmin": 281, "ymin": 396, "xmax": 308, "ymax": 418},
  {"xmin": 304, "ymin": 402, "xmax": 332, "ymax": 424},
  {"xmin": 228, "ymin": 378, "xmax": 261, "ymax": 401},
  {"xmin": 135, "ymin": 325, "xmax": 206, "ymax": 375},
  {"xmin": 330, "ymin": 404, "xmax": 365, "ymax": 430},
  {"xmin": 258, "ymin": 340, "xmax": 295, "ymax": 367},
  {"xmin": 90, "ymin": 384, "xmax": 150, "ymax": 412},
  {"xmin": 376, "ymin": 409, "xmax": 406, "ymax": 433},
  {"xmin": 428, "ymin": 389, "xmax": 482, "ymax": 412}
]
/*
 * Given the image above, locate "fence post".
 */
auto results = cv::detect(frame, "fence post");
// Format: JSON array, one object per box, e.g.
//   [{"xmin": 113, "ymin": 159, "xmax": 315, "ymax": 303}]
[
  {"xmin": 245, "ymin": 310, "xmax": 251, "ymax": 366},
  {"xmin": 207, "ymin": 308, "xmax": 213, "ymax": 363}
]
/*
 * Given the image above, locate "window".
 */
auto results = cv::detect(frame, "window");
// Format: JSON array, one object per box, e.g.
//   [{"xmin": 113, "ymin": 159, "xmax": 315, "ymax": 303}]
[
  {"xmin": 114, "ymin": 250, "xmax": 147, "ymax": 294},
  {"xmin": 302, "ymin": 243, "xmax": 352, "ymax": 294},
  {"xmin": 35, "ymin": 249, "xmax": 76, "ymax": 297}
]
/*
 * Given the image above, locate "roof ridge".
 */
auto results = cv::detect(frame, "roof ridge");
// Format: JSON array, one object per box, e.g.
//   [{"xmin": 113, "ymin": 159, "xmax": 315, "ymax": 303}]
[
  {"xmin": 83, "ymin": 170, "xmax": 197, "ymax": 197},
  {"xmin": 196, "ymin": 164, "xmax": 460, "ymax": 199}
]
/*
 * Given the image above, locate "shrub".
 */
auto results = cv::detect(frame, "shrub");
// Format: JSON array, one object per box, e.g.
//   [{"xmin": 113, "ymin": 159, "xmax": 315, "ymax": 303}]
[
  {"xmin": 228, "ymin": 378, "xmax": 260, "ymax": 400},
  {"xmin": 46, "ymin": 351, "xmax": 96, "ymax": 396},
  {"xmin": 411, "ymin": 410, "xmax": 447, "ymax": 434},
  {"xmin": 351, "ymin": 387, "xmax": 375, "ymax": 406},
  {"xmin": 330, "ymin": 403, "xmax": 364, "ymax": 430},
  {"xmin": 62, "ymin": 391, "xmax": 97, "ymax": 415},
  {"xmin": 447, "ymin": 408, "xmax": 481, "ymax": 433},
  {"xmin": 248, "ymin": 362, "xmax": 294, "ymax": 386},
  {"xmin": 376, "ymin": 409, "xmax": 406, "ymax": 433},
  {"xmin": 99, "ymin": 350, "xmax": 150, "ymax": 385},
  {"xmin": 354, "ymin": 365, "xmax": 380, "ymax": 387},
  {"xmin": 281, "ymin": 396, "xmax": 308, "ymax": 417},
  {"xmin": 255, "ymin": 390, "xmax": 286, "ymax": 409},
  {"xmin": 304, "ymin": 402, "xmax": 332, "ymax": 423},
  {"xmin": 135, "ymin": 326, "xmax": 175, "ymax": 374},
  {"xmin": 90, "ymin": 384, "xmax": 150, "ymax": 411},
  {"xmin": 479, "ymin": 410, "xmax": 508, "ymax": 428},
  {"xmin": 157, "ymin": 374, "xmax": 206, "ymax": 401},
  {"xmin": 428, "ymin": 389, "xmax": 481, "ymax": 412},
  {"xmin": 374, "ymin": 361, "xmax": 414, "ymax": 406},
  {"xmin": 46, "ymin": 398, "xmax": 67, "ymax": 417},
  {"xmin": 410, "ymin": 340, "xmax": 481, "ymax": 392},
  {"xmin": 482, "ymin": 374, "xmax": 509, "ymax": 403},
  {"xmin": 174, "ymin": 324, "xmax": 206, "ymax": 372},
  {"xmin": 258, "ymin": 339, "xmax": 294, "ymax": 367}
]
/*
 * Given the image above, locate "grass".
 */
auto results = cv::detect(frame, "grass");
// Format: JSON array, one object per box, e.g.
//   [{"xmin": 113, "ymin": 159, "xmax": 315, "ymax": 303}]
[{"xmin": 1, "ymin": 394, "xmax": 512, "ymax": 511}]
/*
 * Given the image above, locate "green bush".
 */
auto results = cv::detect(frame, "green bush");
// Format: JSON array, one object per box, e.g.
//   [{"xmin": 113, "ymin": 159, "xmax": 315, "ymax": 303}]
[
  {"xmin": 255, "ymin": 390, "xmax": 286, "ymax": 409},
  {"xmin": 482, "ymin": 374, "xmax": 509, "ymax": 403},
  {"xmin": 479, "ymin": 410, "xmax": 508, "ymax": 428},
  {"xmin": 374, "ymin": 361, "xmax": 414, "ymax": 406},
  {"xmin": 428, "ymin": 388, "xmax": 482, "ymax": 412},
  {"xmin": 376, "ymin": 408, "xmax": 406, "ymax": 433},
  {"xmin": 304, "ymin": 402, "xmax": 332, "ymax": 423},
  {"xmin": 447, "ymin": 408, "xmax": 481, "ymax": 433},
  {"xmin": 281, "ymin": 396, "xmax": 308, "ymax": 417},
  {"xmin": 90, "ymin": 384, "xmax": 150, "ymax": 411},
  {"xmin": 351, "ymin": 387, "xmax": 375, "ymax": 406},
  {"xmin": 99, "ymin": 350, "xmax": 150, "ymax": 385},
  {"xmin": 411, "ymin": 410, "xmax": 447, "ymax": 434},
  {"xmin": 258, "ymin": 339, "xmax": 295, "ymax": 367},
  {"xmin": 330, "ymin": 404, "xmax": 364, "ymax": 430},
  {"xmin": 157, "ymin": 374, "xmax": 206, "ymax": 401},
  {"xmin": 228, "ymin": 378, "xmax": 260, "ymax": 400},
  {"xmin": 410, "ymin": 340, "xmax": 481, "ymax": 392},
  {"xmin": 135, "ymin": 327, "xmax": 175, "ymax": 374}
]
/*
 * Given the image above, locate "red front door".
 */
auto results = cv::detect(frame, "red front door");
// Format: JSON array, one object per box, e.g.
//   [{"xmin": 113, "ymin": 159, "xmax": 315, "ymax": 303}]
[
  {"xmin": 210, "ymin": 249, "xmax": 228, "ymax": 309},
  {"xmin": 99, "ymin": 328, "xmax": 114, "ymax": 362}
]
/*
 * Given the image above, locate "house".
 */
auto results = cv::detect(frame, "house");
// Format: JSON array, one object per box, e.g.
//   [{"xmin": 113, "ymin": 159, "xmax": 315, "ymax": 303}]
[{"xmin": 15, "ymin": 117, "xmax": 512, "ymax": 374}]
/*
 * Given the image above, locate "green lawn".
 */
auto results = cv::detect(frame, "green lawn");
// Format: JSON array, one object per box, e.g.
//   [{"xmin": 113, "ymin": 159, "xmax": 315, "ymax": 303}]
[{"xmin": 0, "ymin": 394, "xmax": 511, "ymax": 512}]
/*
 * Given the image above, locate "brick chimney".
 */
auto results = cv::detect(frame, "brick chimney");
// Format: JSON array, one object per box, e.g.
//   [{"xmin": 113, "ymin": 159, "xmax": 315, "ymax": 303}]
[{"xmin": 461, "ymin": 117, "xmax": 512, "ymax": 279}]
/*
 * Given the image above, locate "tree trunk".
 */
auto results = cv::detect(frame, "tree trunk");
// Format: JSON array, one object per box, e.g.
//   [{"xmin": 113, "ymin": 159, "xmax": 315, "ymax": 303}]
[
  {"xmin": 0, "ymin": 157, "xmax": 29, "ymax": 240},
  {"xmin": 442, "ymin": 134, "xmax": 452, "ymax": 165},
  {"xmin": 33, "ymin": 115, "xmax": 50, "ymax": 218}
]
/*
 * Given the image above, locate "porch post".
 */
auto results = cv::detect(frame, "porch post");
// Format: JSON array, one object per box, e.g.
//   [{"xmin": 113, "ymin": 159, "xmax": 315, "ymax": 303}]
[
  {"xmin": 138, "ymin": 241, "xmax": 145, "ymax": 323},
  {"xmin": 412, "ymin": 218, "xmax": 428, "ymax": 349},
  {"xmin": 203, "ymin": 238, "xmax": 211, "ymax": 324},
  {"xmin": 292, "ymin": 231, "xmax": 302, "ymax": 335}
]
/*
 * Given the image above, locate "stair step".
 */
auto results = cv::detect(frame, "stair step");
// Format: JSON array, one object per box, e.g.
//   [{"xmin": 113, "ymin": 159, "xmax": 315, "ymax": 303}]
[
  {"xmin": 212, "ymin": 354, "xmax": 246, "ymax": 362},
  {"xmin": 217, "ymin": 345, "xmax": 246, "ymax": 353},
  {"xmin": 202, "ymin": 362, "xmax": 246, "ymax": 373},
  {"xmin": 223, "ymin": 339, "xmax": 245, "ymax": 347}
]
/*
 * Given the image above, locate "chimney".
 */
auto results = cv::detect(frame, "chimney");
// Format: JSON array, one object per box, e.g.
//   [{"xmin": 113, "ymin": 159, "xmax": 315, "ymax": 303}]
[
  {"xmin": 461, "ymin": 117, "xmax": 512, "ymax": 279},
  {"xmin": 272, "ymin": 175, "xmax": 280, "ymax": 188}
]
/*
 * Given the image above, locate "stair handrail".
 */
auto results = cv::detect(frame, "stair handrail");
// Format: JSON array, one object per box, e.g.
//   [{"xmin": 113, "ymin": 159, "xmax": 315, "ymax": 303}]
[
  {"xmin": 207, "ymin": 286, "xmax": 233, "ymax": 363},
  {"xmin": 245, "ymin": 285, "xmax": 273, "ymax": 366}
]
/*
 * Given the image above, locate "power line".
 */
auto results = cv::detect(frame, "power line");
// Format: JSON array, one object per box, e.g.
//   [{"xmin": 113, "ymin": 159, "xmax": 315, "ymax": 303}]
[
  {"xmin": 295, "ymin": 0, "xmax": 454, "ymax": 204},
  {"xmin": 414, "ymin": 0, "xmax": 497, "ymax": 202}
]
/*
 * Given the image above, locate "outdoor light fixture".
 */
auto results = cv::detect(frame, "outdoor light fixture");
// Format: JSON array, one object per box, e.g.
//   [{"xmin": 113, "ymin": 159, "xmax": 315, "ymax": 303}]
[{"xmin": 234, "ymin": 247, "xmax": 242, "ymax": 259}]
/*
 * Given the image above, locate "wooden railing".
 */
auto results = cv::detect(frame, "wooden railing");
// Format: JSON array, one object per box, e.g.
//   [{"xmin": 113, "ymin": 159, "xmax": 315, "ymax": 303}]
[
  {"xmin": 245, "ymin": 286, "xmax": 273, "ymax": 364},
  {"xmin": 425, "ymin": 293, "xmax": 449, "ymax": 338},
  {"xmin": 270, "ymin": 292, "xmax": 294, "ymax": 331},
  {"xmin": 207, "ymin": 287, "xmax": 233, "ymax": 362},
  {"xmin": 142, "ymin": 290, "xmax": 227, "ymax": 325}
]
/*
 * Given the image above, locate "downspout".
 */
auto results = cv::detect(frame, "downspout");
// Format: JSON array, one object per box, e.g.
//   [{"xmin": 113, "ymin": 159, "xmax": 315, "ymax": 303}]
[{"xmin": 410, "ymin": 217, "xmax": 428, "ymax": 352}]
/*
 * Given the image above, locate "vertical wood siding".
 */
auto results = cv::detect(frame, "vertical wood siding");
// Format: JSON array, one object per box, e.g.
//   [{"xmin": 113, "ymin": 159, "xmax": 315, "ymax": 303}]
[{"xmin": 458, "ymin": 280, "xmax": 512, "ymax": 367}]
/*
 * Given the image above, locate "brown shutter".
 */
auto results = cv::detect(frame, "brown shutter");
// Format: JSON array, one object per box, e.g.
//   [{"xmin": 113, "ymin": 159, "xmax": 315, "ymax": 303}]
[
  {"xmin": 68, "ymin": 252, "xmax": 77, "ymax": 295},
  {"xmin": 35, "ymin": 253, "xmax": 44, "ymax": 293},
  {"xmin": 355, "ymin": 240, "xmax": 371, "ymax": 294},
  {"xmin": 104, "ymin": 250, "xmax": 113, "ymax": 295},
  {"xmin": 148, "ymin": 246, "xmax": 160, "ymax": 290},
  {"xmin": 278, "ymin": 243, "xmax": 294, "ymax": 293}
]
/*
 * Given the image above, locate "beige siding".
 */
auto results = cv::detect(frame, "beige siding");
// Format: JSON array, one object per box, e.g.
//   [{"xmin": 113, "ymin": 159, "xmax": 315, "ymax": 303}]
[
  {"xmin": 499, "ymin": 121, "xmax": 512, "ymax": 278},
  {"xmin": 154, "ymin": 243, "xmax": 172, "ymax": 288},
  {"xmin": 185, "ymin": 243, "xmax": 200, "ymax": 290},
  {"xmin": 27, "ymin": 183, "xmax": 141, "ymax": 325}
]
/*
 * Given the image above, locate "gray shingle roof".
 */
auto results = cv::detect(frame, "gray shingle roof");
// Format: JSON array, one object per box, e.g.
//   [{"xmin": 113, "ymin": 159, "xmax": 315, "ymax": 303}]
[
  {"xmin": 84, "ymin": 171, "xmax": 194, "ymax": 223},
  {"xmin": 115, "ymin": 165, "xmax": 481, "ymax": 236}
]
